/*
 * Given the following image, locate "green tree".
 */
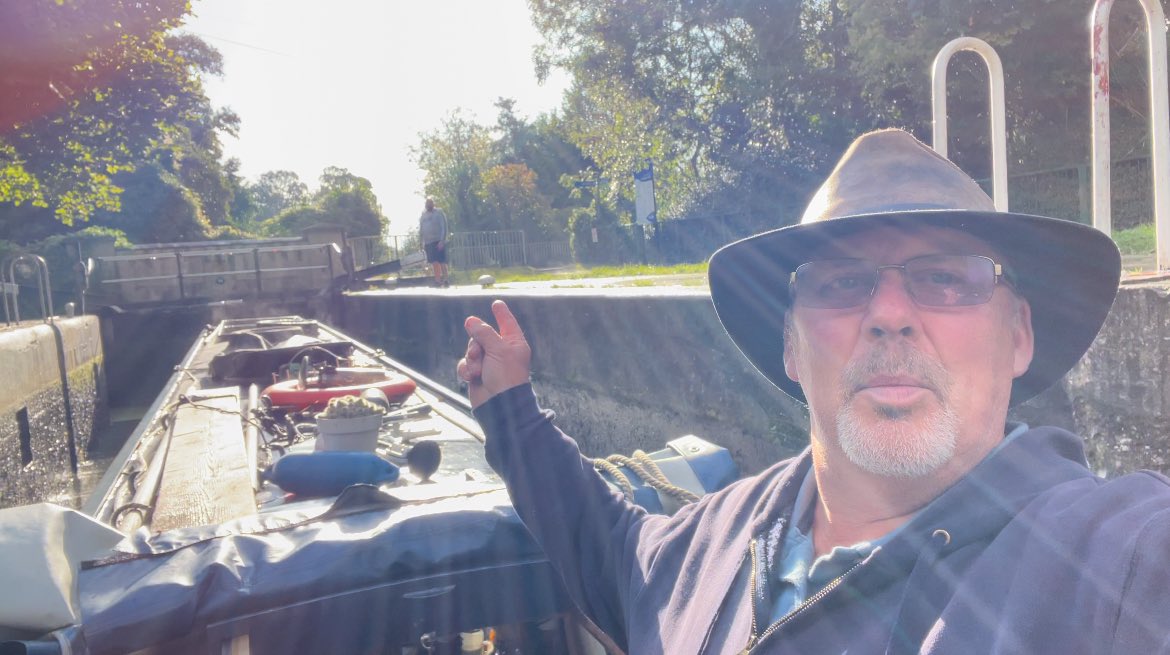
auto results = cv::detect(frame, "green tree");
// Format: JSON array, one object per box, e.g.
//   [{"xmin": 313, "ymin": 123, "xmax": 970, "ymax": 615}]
[
  {"xmin": 412, "ymin": 110, "xmax": 493, "ymax": 232},
  {"xmin": 479, "ymin": 162, "xmax": 558, "ymax": 238},
  {"xmin": 530, "ymin": 0, "xmax": 863, "ymax": 228},
  {"xmin": 223, "ymin": 158, "xmax": 258, "ymax": 228},
  {"xmin": 250, "ymin": 170, "xmax": 310, "ymax": 223},
  {"xmin": 313, "ymin": 167, "xmax": 385, "ymax": 237},
  {"xmin": 89, "ymin": 161, "xmax": 214, "ymax": 243},
  {"xmin": 0, "ymin": 0, "xmax": 190, "ymax": 131},
  {"xmin": 492, "ymin": 98, "xmax": 592, "ymax": 213},
  {"xmin": 1, "ymin": 25, "xmax": 240, "ymax": 240},
  {"xmin": 262, "ymin": 166, "xmax": 386, "ymax": 238}
]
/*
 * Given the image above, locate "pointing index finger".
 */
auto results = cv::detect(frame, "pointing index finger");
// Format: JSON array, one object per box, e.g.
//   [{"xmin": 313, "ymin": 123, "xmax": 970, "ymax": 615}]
[
  {"xmin": 491, "ymin": 300, "xmax": 525, "ymax": 340},
  {"xmin": 464, "ymin": 315, "xmax": 503, "ymax": 350}
]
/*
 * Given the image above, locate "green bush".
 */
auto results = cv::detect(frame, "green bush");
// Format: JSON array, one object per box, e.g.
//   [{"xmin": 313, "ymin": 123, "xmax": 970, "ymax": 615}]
[
  {"xmin": 1113, "ymin": 223, "xmax": 1155, "ymax": 255},
  {"xmin": 90, "ymin": 163, "xmax": 215, "ymax": 243},
  {"xmin": 568, "ymin": 203, "xmax": 640, "ymax": 266}
]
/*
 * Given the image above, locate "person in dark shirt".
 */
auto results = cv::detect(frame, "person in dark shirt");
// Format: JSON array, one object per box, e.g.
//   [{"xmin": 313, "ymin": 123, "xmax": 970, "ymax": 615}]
[{"xmin": 457, "ymin": 129, "xmax": 1168, "ymax": 654}]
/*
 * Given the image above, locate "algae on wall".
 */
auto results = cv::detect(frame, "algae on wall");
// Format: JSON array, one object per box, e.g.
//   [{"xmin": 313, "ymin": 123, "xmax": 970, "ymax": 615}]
[{"xmin": 0, "ymin": 317, "xmax": 107, "ymax": 509}]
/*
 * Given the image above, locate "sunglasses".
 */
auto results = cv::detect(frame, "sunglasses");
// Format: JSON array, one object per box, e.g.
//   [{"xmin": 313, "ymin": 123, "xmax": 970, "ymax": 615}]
[{"xmin": 790, "ymin": 254, "xmax": 1014, "ymax": 309}]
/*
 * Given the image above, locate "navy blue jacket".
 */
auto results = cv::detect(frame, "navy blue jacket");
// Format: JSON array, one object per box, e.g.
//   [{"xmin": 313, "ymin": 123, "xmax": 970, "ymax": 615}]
[{"xmin": 475, "ymin": 384, "xmax": 1170, "ymax": 654}]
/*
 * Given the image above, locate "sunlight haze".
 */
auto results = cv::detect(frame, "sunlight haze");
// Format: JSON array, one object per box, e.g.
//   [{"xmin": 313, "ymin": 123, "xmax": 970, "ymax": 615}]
[{"xmin": 183, "ymin": 0, "xmax": 570, "ymax": 237}]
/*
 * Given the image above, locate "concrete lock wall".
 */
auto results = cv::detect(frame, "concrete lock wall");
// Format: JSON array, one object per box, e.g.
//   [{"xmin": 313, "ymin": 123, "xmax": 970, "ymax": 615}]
[
  {"xmin": 342, "ymin": 291, "xmax": 808, "ymax": 475},
  {"xmin": 1065, "ymin": 280, "xmax": 1170, "ymax": 477},
  {"xmin": 0, "ymin": 316, "xmax": 106, "ymax": 508},
  {"xmin": 340, "ymin": 282, "xmax": 1170, "ymax": 478}
]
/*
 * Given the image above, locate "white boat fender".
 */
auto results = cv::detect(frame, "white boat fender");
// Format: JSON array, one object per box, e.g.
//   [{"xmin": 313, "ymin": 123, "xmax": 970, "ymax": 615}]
[
  {"xmin": 0, "ymin": 504, "xmax": 123, "ymax": 636},
  {"xmin": 360, "ymin": 387, "xmax": 390, "ymax": 411},
  {"xmin": 263, "ymin": 452, "xmax": 399, "ymax": 497}
]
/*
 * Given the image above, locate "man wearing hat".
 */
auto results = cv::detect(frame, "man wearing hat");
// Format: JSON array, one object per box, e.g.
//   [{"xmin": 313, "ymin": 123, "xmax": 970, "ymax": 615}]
[{"xmin": 458, "ymin": 129, "xmax": 1170, "ymax": 653}]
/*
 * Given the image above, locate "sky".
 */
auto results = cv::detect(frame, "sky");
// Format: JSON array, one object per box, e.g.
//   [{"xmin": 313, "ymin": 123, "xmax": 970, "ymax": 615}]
[{"xmin": 182, "ymin": 0, "xmax": 570, "ymax": 236}]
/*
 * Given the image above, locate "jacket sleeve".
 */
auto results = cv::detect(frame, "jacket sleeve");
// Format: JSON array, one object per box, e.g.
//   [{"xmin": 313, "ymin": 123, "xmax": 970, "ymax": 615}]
[
  {"xmin": 474, "ymin": 383, "xmax": 658, "ymax": 650},
  {"xmin": 1110, "ymin": 494, "xmax": 1170, "ymax": 654}
]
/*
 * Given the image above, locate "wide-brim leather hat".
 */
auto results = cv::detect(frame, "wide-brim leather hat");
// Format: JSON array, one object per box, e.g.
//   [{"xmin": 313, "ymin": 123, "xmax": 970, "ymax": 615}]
[{"xmin": 708, "ymin": 128, "xmax": 1121, "ymax": 406}]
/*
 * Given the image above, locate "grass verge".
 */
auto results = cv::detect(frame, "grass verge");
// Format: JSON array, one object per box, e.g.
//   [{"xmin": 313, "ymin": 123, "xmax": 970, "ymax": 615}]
[
  {"xmin": 1114, "ymin": 224, "xmax": 1154, "ymax": 256},
  {"xmin": 450, "ymin": 262, "xmax": 708, "ymax": 284}
]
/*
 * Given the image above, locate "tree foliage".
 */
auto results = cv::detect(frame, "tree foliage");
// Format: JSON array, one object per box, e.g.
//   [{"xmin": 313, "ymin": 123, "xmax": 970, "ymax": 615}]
[
  {"xmin": 530, "ymin": 0, "xmax": 845, "ymax": 223},
  {"xmin": 260, "ymin": 167, "xmax": 386, "ymax": 238},
  {"xmin": 250, "ymin": 170, "xmax": 310, "ymax": 224},
  {"xmin": 527, "ymin": 0, "xmax": 1170, "ymax": 237},
  {"xmin": 0, "ymin": 0, "xmax": 191, "ymax": 132},
  {"xmin": 88, "ymin": 161, "xmax": 213, "ymax": 242},
  {"xmin": 0, "ymin": 3, "xmax": 247, "ymax": 247},
  {"xmin": 493, "ymin": 99, "xmax": 591, "ymax": 210},
  {"xmin": 479, "ymin": 162, "xmax": 558, "ymax": 238},
  {"xmin": 412, "ymin": 110, "xmax": 495, "ymax": 232},
  {"xmin": 412, "ymin": 101, "xmax": 594, "ymax": 240}
]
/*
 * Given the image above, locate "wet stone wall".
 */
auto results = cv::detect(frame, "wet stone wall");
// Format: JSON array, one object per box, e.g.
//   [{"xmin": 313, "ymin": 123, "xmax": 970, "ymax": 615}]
[
  {"xmin": 1063, "ymin": 280, "xmax": 1170, "ymax": 477},
  {"xmin": 341, "ymin": 280, "xmax": 1170, "ymax": 479},
  {"xmin": 0, "ymin": 317, "xmax": 106, "ymax": 509}
]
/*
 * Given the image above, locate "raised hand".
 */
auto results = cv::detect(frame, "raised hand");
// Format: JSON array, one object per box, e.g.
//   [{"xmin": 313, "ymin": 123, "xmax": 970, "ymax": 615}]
[{"xmin": 457, "ymin": 300, "xmax": 532, "ymax": 408}]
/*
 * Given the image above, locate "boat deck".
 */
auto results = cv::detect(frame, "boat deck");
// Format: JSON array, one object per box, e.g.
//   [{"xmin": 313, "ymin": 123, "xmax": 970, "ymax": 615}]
[
  {"xmin": 61, "ymin": 317, "xmax": 576, "ymax": 655},
  {"xmin": 86, "ymin": 315, "xmax": 497, "ymax": 534}
]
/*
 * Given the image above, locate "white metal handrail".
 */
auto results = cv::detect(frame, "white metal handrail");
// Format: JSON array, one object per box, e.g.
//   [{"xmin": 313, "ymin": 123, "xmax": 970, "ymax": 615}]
[
  {"xmin": 1091, "ymin": 0, "xmax": 1170, "ymax": 269},
  {"xmin": 931, "ymin": 37, "xmax": 1009, "ymax": 211},
  {"xmin": 4, "ymin": 254, "xmax": 54, "ymax": 324}
]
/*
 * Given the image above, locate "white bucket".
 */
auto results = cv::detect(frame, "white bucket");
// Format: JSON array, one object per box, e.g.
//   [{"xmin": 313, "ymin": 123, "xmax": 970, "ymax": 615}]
[{"xmin": 315, "ymin": 414, "xmax": 383, "ymax": 451}]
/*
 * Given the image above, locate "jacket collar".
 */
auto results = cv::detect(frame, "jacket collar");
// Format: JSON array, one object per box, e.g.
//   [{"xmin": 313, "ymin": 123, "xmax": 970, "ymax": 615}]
[{"xmin": 749, "ymin": 426, "xmax": 1094, "ymax": 587}]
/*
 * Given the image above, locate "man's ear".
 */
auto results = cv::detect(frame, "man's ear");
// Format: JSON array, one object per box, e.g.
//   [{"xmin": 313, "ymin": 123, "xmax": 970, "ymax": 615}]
[{"xmin": 1012, "ymin": 297, "xmax": 1035, "ymax": 378}]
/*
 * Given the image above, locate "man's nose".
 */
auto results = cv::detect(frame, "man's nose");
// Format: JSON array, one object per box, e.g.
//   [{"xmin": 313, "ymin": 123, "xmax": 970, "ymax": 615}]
[{"xmin": 863, "ymin": 268, "xmax": 918, "ymax": 339}]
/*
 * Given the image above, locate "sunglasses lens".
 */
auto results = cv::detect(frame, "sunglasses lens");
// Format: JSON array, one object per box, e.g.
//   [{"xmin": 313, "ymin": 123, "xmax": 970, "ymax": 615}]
[
  {"xmin": 793, "ymin": 260, "xmax": 877, "ymax": 309},
  {"xmin": 904, "ymin": 255, "xmax": 996, "ymax": 306},
  {"xmin": 792, "ymin": 256, "xmax": 998, "ymax": 308}
]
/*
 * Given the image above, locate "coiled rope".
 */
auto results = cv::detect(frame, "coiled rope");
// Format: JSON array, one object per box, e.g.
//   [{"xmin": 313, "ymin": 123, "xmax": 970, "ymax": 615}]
[{"xmin": 594, "ymin": 450, "xmax": 701, "ymax": 506}]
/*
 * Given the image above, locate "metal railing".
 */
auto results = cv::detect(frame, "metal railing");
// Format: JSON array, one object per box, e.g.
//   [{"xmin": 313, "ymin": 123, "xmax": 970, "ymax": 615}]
[
  {"xmin": 94, "ymin": 243, "xmax": 340, "ymax": 303},
  {"xmin": 524, "ymin": 240, "xmax": 573, "ymax": 267},
  {"xmin": 348, "ymin": 235, "xmax": 414, "ymax": 271},
  {"xmin": 3, "ymin": 254, "xmax": 54, "ymax": 324},
  {"xmin": 449, "ymin": 230, "xmax": 527, "ymax": 269},
  {"xmin": 447, "ymin": 230, "xmax": 573, "ymax": 269},
  {"xmin": 1091, "ymin": 0, "xmax": 1170, "ymax": 269},
  {"xmin": 932, "ymin": 36, "xmax": 1009, "ymax": 211}
]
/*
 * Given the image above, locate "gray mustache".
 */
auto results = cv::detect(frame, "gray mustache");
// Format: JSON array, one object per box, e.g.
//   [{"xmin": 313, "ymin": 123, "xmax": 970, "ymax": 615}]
[{"xmin": 842, "ymin": 345, "xmax": 952, "ymax": 400}]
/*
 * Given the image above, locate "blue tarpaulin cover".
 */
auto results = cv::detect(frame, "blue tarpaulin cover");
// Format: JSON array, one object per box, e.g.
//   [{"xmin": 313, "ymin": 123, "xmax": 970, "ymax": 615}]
[{"xmin": 66, "ymin": 484, "xmax": 564, "ymax": 654}]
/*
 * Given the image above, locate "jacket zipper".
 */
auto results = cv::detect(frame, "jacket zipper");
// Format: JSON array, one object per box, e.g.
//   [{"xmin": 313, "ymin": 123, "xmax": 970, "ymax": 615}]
[{"xmin": 739, "ymin": 539, "xmax": 866, "ymax": 654}]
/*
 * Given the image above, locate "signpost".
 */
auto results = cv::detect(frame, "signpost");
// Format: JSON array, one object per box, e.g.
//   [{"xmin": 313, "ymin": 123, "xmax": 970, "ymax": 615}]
[{"xmin": 634, "ymin": 160, "xmax": 657, "ymax": 225}]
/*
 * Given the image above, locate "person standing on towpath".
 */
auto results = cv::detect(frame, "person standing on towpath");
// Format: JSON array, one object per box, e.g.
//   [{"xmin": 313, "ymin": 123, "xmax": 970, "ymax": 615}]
[{"xmin": 419, "ymin": 197, "xmax": 449, "ymax": 287}]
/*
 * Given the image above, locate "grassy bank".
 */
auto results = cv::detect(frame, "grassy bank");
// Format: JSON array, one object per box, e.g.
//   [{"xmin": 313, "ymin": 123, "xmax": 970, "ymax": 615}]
[
  {"xmin": 1114, "ymin": 223, "xmax": 1154, "ymax": 256},
  {"xmin": 450, "ymin": 262, "xmax": 708, "ymax": 284},
  {"xmin": 440, "ymin": 223, "xmax": 1155, "ymax": 283}
]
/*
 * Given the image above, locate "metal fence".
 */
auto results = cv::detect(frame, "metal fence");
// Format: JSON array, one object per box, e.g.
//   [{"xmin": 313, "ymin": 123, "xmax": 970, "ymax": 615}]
[
  {"xmin": 349, "ymin": 236, "xmax": 398, "ymax": 271},
  {"xmin": 524, "ymin": 240, "xmax": 573, "ymax": 267},
  {"xmin": 447, "ymin": 230, "xmax": 573, "ymax": 269},
  {"xmin": 982, "ymin": 156, "xmax": 1153, "ymax": 229}
]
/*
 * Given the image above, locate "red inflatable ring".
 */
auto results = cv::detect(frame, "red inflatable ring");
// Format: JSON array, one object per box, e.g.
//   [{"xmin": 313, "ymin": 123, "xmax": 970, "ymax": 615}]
[{"xmin": 262, "ymin": 368, "xmax": 417, "ymax": 410}]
